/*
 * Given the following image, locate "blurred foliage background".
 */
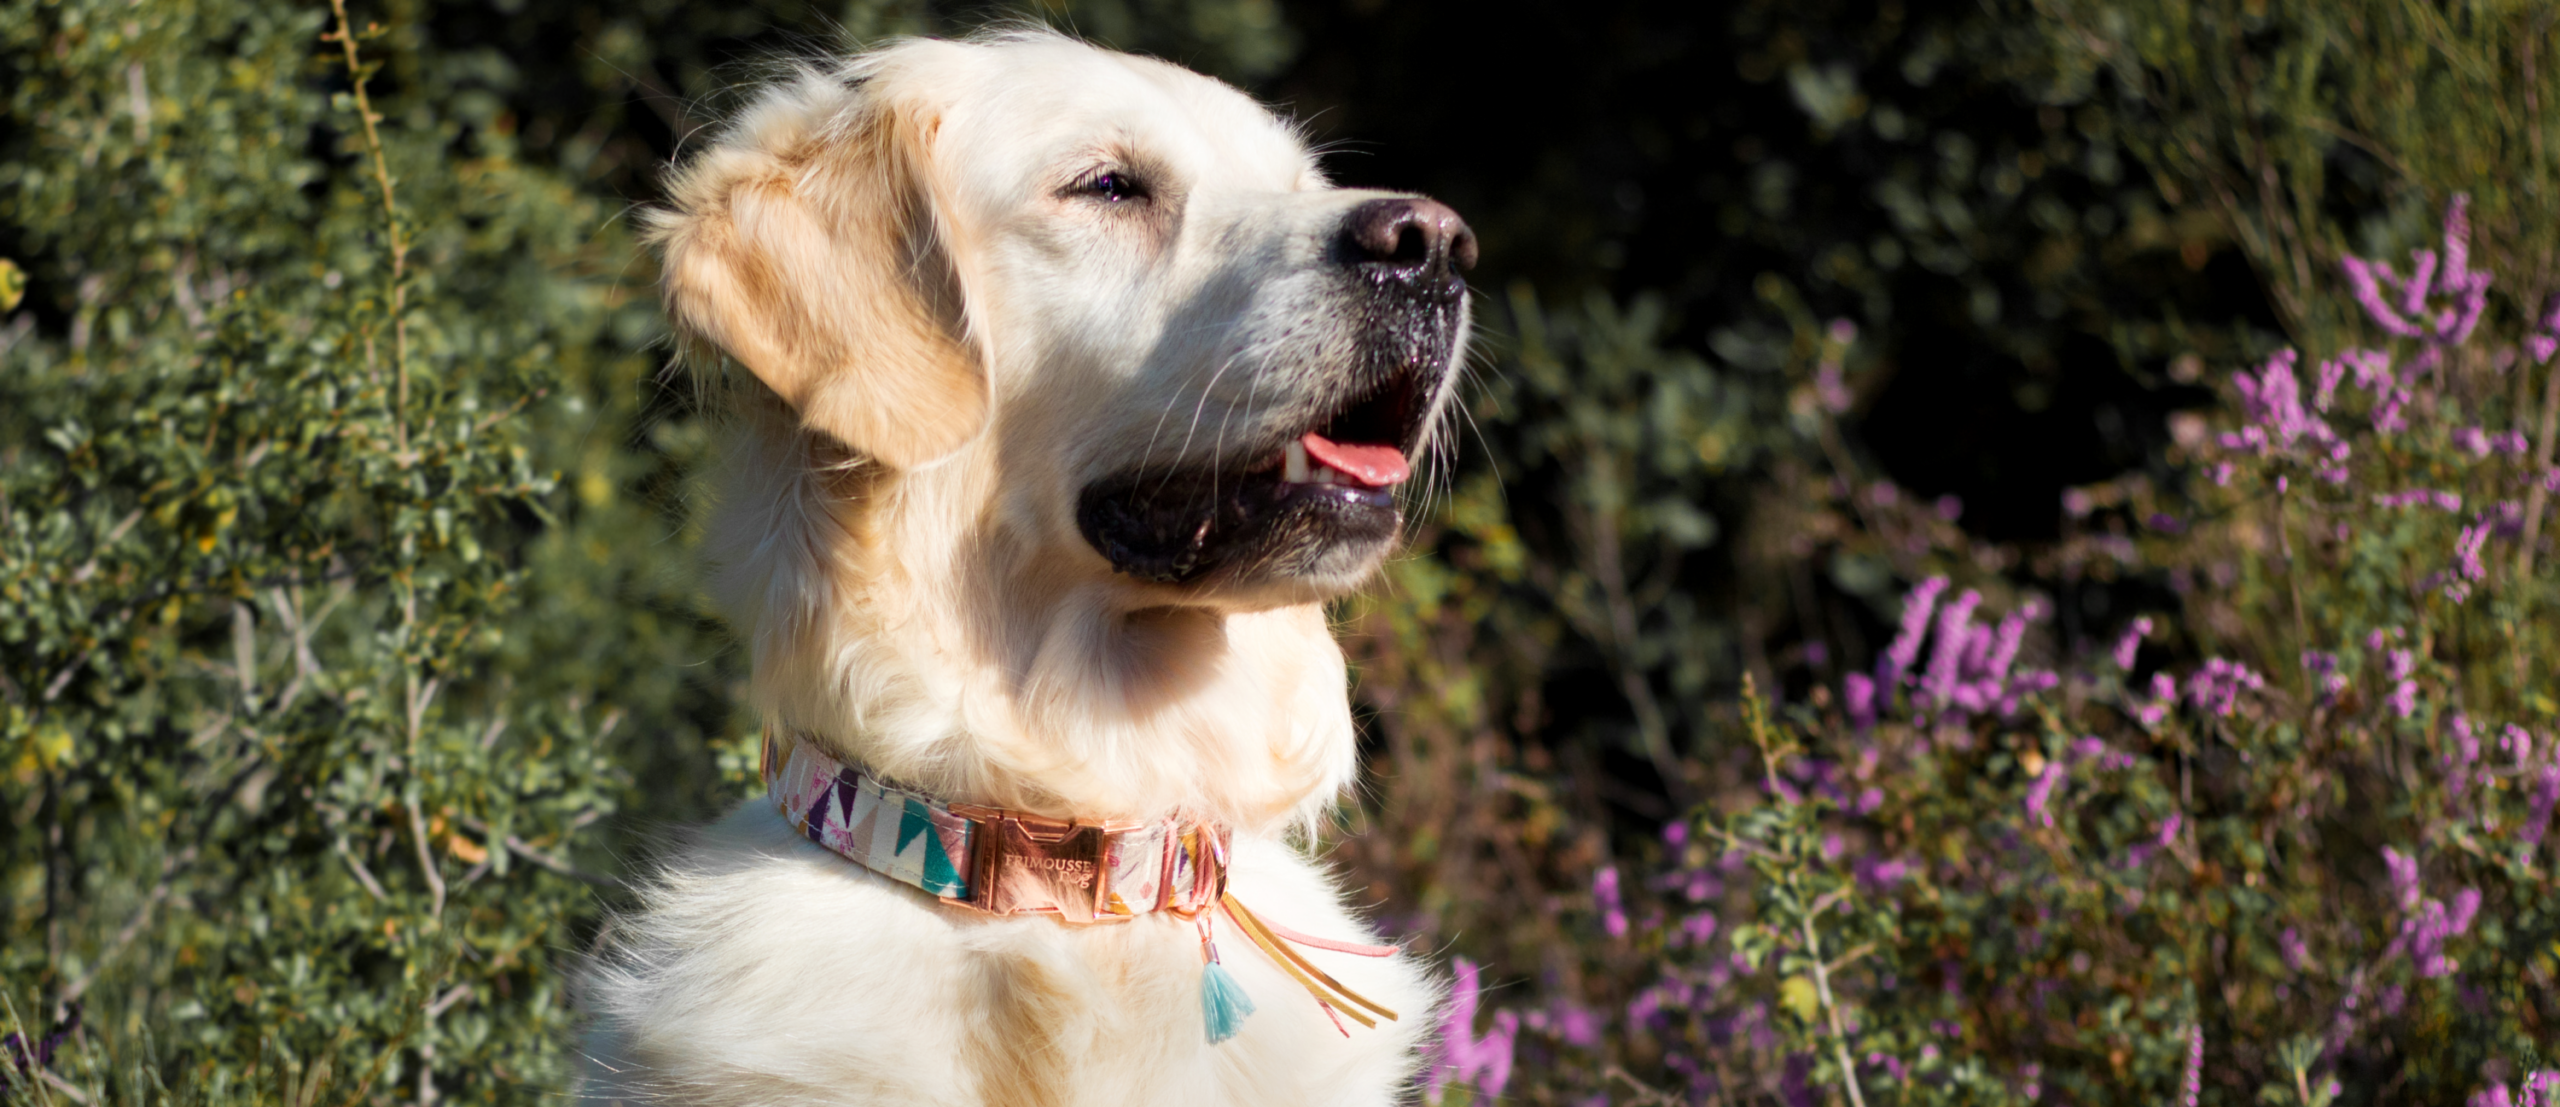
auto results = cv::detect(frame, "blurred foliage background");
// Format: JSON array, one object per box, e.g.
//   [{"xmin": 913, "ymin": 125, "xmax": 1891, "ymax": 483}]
[{"xmin": 2, "ymin": 0, "xmax": 2554, "ymax": 1102}]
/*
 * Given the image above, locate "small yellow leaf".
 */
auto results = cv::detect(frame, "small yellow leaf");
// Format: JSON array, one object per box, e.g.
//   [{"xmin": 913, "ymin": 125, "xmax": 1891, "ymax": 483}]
[
  {"xmin": 445, "ymin": 831, "xmax": 489, "ymax": 865},
  {"xmin": 1781, "ymin": 974, "xmax": 1820, "ymax": 1022},
  {"xmin": 33, "ymin": 723, "xmax": 74, "ymax": 770},
  {"xmin": 0, "ymin": 258, "xmax": 23, "ymax": 312}
]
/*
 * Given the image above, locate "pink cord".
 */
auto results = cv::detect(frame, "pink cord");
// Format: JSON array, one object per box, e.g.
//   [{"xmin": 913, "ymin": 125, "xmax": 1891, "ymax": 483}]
[{"xmin": 1249, "ymin": 912, "xmax": 1400, "ymax": 957}]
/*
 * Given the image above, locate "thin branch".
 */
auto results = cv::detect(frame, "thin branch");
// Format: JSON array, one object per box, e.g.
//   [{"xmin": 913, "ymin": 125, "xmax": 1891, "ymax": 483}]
[
  {"xmin": 424, "ymin": 983, "xmax": 472, "ymax": 1020},
  {"xmin": 1602, "ymin": 1065, "xmax": 1686, "ymax": 1107},
  {"xmin": 59, "ymin": 845, "xmax": 196, "ymax": 1004},
  {"xmin": 230, "ymin": 600, "xmax": 259, "ymax": 715},
  {"xmin": 1824, "ymin": 941, "xmax": 1877, "ymax": 978},
  {"xmin": 1800, "ymin": 913, "xmax": 1869, "ymax": 1107},
  {"xmin": 404, "ymin": 798, "xmax": 446, "ymax": 918},
  {"xmin": 336, "ymin": 836, "xmax": 389, "ymax": 902},
  {"xmin": 66, "ymin": 509, "xmax": 145, "ymax": 585},
  {"xmin": 40, "ymin": 1070, "xmax": 95, "ymax": 1106},
  {"xmin": 323, "ymin": 0, "xmax": 411, "ymax": 457},
  {"xmin": 457, "ymin": 815, "xmax": 621, "ymax": 888}
]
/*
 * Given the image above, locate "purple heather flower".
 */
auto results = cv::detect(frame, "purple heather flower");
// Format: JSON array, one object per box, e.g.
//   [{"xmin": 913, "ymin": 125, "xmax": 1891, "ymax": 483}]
[
  {"xmin": 2301, "ymin": 650, "xmax": 2347, "ymax": 698},
  {"xmin": 1815, "ymin": 361, "xmax": 1853, "ymax": 414},
  {"xmin": 2481, "ymin": 1074, "xmax": 2560, "ymax": 1107},
  {"xmin": 2442, "ymin": 194, "xmax": 2473, "ymax": 283},
  {"xmin": 2493, "ymin": 499, "xmax": 2529, "ymax": 537},
  {"xmin": 1857, "ymin": 856, "xmax": 1908, "ymax": 892},
  {"xmin": 1553, "ymin": 1003, "xmax": 1602, "ymax": 1048},
  {"xmin": 2344, "ymin": 255, "xmax": 2428, "ymax": 338},
  {"xmin": 2374, "ymin": 387, "xmax": 2410, "ymax": 434},
  {"xmin": 2138, "ymin": 672, "xmax": 2177, "ymax": 727},
  {"xmin": 2391, "ymin": 680, "xmax": 2421, "ymax": 718},
  {"xmin": 1428, "ymin": 960, "xmax": 1518, "ymax": 1102},
  {"xmin": 2113, "ymin": 616, "xmax": 2153, "ymax": 670},
  {"xmin": 2159, "ymin": 812, "xmax": 2184, "ymax": 848},
  {"xmin": 2314, "ymin": 356, "xmax": 2347, "ymax": 410},
  {"xmin": 2504, "ymin": 724, "xmax": 2537, "ymax": 769},
  {"xmin": 1866, "ymin": 1051, "xmax": 1909, "ymax": 1082},
  {"xmin": 2390, "ymin": 648, "xmax": 2419, "ymax": 682},
  {"xmin": 2181, "ymin": 1024, "xmax": 2204, "ymax": 1107},
  {"xmin": 2495, "ymin": 430, "xmax": 2531, "ymax": 455},
  {"xmin": 2457, "ymin": 426, "xmax": 2492, "ymax": 456},
  {"xmin": 2063, "ymin": 487, "xmax": 2095, "ymax": 517},
  {"xmin": 2457, "ymin": 525, "xmax": 2490, "ymax": 579},
  {"xmin": 2185, "ymin": 658, "xmax": 2265, "ymax": 717},
  {"xmin": 2446, "ymin": 714, "xmax": 2481, "ymax": 799},
  {"xmin": 2343, "ymin": 195, "xmax": 2494, "ymax": 349},
  {"xmin": 1594, "ymin": 865, "xmax": 1627, "ymax": 939},
  {"xmin": 2403, "ymin": 249, "xmax": 2440, "ymax": 318},
  {"xmin": 1882, "ymin": 576, "xmax": 1950, "ymax": 687},
  {"xmin": 1843, "ymin": 671, "xmax": 1877, "ymax": 730},
  {"xmin": 1983, "ymin": 607, "xmax": 2030, "ymax": 680},
  {"xmin": 2407, "ymin": 885, "xmax": 2480, "ymax": 978},
  {"xmin": 2447, "ymin": 524, "xmax": 2491, "ymax": 602},
  {"xmin": 1923, "ymin": 589, "xmax": 1983, "ymax": 710},
  {"xmin": 1677, "ymin": 911, "xmax": 1719, "ymax": 947},
  {"xmin": 2023, "ymin": 760, "xmax": 2065, "ymax": 828},
  {"xmin": 2531, "ymin": 334, "xmax": 2560, "ymax": 365},
  {"xmin": 2526, "ymin": 768, "xmax": 2560, "ymax": 850},
  {"xmin": 2229, "ymin": 349, "xmax": 2341, "ymax": 457},
  {"xmin": 2384, "ymin": 846, "xmax": 2422, "ymax": 911},
  {"xmin": 2445, "ymin": 275, "xmax": 2493, "ymax": 347},
  {"xmin": 1935, "ymin": 494, "xmax": 1963, "ymax": 522},
  {"xmin": 2280, "ymin": 926, "xmax": 2310, "ymax": 972},
  {"xmin": 2347, "ymin": 347, "xmax": 2395, "ymax": 389}
]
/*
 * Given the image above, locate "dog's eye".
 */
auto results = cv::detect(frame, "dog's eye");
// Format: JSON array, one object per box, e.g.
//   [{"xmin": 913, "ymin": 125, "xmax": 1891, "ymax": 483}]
[{"xmin": 1075, "ymin": 170, "xmax": 1147, "ymax": 203}]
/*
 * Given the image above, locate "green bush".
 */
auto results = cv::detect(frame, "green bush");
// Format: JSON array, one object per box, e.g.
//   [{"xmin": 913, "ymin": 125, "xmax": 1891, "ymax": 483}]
[{"xmin": 0, "ymin": 0, "xmax": 713, "ymax": 1098}]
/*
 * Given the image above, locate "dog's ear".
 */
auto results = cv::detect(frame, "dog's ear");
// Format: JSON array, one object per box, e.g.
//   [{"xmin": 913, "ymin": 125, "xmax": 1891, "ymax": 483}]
[{"xmin": 653, "ymin": 91, "xmax": 986, "ymax": 469}]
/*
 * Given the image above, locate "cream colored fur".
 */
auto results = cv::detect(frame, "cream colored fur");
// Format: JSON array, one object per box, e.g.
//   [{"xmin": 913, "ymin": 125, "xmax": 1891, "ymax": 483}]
[{"xmin": 578, "ymin": 30, "xmax": 1459, "ymax": 1107}]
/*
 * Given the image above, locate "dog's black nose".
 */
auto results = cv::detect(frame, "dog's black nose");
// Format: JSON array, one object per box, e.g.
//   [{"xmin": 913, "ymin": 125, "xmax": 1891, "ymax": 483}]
[{"xmin": 1341, "ymin": 197, "xmax": 1476, "ymax": 293}]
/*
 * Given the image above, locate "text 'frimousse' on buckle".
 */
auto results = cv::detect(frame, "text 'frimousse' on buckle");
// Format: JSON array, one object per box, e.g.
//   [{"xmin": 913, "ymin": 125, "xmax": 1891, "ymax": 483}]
[{"xmin": 956, "ymin": 809, "xmax": 1114, "ymax": 923}]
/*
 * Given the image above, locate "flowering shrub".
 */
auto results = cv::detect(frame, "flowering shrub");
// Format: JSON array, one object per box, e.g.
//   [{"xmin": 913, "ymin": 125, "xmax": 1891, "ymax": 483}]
[{"xmin": 1418, "ymin": 196, "xmax": 2560, "ymax": 1105}]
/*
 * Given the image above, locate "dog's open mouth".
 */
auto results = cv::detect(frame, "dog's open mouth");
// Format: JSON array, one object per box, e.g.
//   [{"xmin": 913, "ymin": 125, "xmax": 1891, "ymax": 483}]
[{"xmin": 1076, "ymin": 366, "xmax": 1434, "ymax": 586}]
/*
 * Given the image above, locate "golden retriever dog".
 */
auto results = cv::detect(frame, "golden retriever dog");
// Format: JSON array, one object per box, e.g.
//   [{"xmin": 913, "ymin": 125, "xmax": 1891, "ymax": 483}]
[{"xmin": 577, "ymin": 28, "xmax": 1475, "ymax": 1107}]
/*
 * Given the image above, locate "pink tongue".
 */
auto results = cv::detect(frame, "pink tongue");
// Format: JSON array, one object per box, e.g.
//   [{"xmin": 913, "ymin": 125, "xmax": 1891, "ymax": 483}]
[{"xmin": 1300, "ymin": 432, "xmax": 1410, "ymax": 487}]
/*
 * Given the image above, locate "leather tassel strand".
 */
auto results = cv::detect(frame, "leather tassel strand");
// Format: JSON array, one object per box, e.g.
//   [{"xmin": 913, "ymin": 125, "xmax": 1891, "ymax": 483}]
[{"xmin": 1221, "ymin": 893, "xmax": 1402, "ymax": 1028}]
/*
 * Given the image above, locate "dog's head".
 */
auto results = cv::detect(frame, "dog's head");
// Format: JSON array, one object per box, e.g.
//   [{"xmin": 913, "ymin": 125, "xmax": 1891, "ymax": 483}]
[
  {"xmin": 652, "ymin": 31, "xmax": 1471, "ymax": 611},
  {"xmin": 648, "ymin": 32, "xmax": 1471, "ymax": 822}
]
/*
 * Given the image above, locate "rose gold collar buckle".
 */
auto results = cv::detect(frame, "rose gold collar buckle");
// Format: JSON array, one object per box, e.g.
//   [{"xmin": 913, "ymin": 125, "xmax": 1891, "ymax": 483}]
[{"xmin": 949, "ymin": 806, "xmax": 1126, "ymax": 923}]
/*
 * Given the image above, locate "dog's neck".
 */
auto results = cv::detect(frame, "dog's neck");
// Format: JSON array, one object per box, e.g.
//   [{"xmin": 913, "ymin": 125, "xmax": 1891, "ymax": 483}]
[{"xmin": 703, "ymin": 405, "xmax": 1360, "ymax": 835}]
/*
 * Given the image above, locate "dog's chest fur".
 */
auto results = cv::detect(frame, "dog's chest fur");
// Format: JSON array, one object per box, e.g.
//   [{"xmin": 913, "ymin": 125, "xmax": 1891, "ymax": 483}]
[{"xmin": 580, "ymin": 806, "xmax": 1434, "ymax": 1106}]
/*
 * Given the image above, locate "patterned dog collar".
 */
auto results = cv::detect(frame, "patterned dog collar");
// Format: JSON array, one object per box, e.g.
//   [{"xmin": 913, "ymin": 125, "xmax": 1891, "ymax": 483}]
[{"xmin": 762, "ymin": 728, "xmax": 1228, "ymax": 923}]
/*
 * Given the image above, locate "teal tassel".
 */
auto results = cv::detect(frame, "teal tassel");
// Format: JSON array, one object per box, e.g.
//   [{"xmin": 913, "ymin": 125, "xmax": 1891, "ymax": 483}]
[{"xmin": 1200, "ymin": 955, "xmax": 1256, "ymax": 1043}]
